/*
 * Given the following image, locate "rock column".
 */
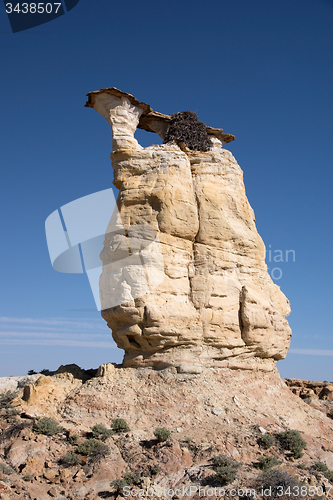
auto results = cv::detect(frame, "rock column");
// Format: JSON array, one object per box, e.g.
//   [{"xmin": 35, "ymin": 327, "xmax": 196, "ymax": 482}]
[{"xmin": 86, "ymin": 88, "xmax": 292, "ymax": 373}]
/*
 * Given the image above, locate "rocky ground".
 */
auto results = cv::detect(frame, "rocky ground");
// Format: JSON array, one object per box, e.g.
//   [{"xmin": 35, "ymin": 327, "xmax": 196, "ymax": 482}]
[{"xmin": 0, "ymin": 364, "xmax": 333, "ymax": 500}]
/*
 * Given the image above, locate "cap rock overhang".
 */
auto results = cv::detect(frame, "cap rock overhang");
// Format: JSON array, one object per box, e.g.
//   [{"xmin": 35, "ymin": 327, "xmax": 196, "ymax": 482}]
[{"xmin": 85, "ymin": 87, "xmax": 235, "ymax": 145}]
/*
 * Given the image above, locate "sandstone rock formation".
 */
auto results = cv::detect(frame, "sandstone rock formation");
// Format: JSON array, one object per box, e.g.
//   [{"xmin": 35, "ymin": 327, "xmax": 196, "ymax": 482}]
[
  {"xmin": 285, "ymin": 379, "xmax": 333, "ymax": 401},
  {"xmin": 85, "ymin": 88, "xmax": 292, "ymax": 373}
]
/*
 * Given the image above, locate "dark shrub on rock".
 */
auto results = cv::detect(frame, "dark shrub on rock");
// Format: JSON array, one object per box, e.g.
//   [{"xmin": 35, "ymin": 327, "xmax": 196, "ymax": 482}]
[
  {"xmin": 276, "ymin": 429, "xmax": 306, "ymax": 458},
  {"xmin": 60, "ymin": 451, "xmax": 81, "ymax": 467},
  {"xmin": 153, "ymin": 427, "xmax": 171, "ymax": 442},
  {"xmin": 0, "ymin": 391, "xmax": 19, "ymax": 418},
  {"xmin": 33, "ymin": 417, "xmax": 64, "ymax": 436},
  {"xmin": 111, "ymin": 418, "xmax": 130, "ymax": 433},
  {"xmin": 210, "ymin": 454, "xmax": 241, "ymax": 486},
  {"xmin": 0, "ymin": 462, "xmax": 15, "ymax": 475},
  {"xmin": 257, "ymin": 455, "xmax": 279, "ymax": 470},
  {"xmin": 258, "ymin": 433, "xmax": 275, "ymax": 449},
  {"xmin": 111, "ymin": 472, "xmax": 141, "ymax": 493},
  {"xmin": 164, "ymin": 111, "xmax": 213, "ymax": 152},
  {"xmin": 91, "ymin": 423, "xmax": 114, "ymax": 441},
  {"xmin": 77, "ymin": 438, "xmax": 110, "ymax": 462},
  {"xmin": 312, "ymin": 462, "xmax": 333, "ymax": 483},
  {"xmin": 311, "ymin": 461, "xmax": 328, "ymax": 473},
  {"xmin": 257, "ymin": 468, "xmax": 303, "ymax": 499}
]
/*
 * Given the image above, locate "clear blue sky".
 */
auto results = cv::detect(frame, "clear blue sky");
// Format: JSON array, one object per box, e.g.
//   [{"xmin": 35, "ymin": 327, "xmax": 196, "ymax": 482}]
[{"xmin": 1, "ymin": 0, "xmax": 333, "ymax": 380}]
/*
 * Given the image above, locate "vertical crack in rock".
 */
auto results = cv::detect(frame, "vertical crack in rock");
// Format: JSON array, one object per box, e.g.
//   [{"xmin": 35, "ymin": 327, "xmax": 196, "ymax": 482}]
[
  {"xmin": 189, "ymin": 185, "xmax": 201, "ymax": 311},
  {"xmin": 239, "ymin": 286, "xmax": 246, "ymax": 343}
]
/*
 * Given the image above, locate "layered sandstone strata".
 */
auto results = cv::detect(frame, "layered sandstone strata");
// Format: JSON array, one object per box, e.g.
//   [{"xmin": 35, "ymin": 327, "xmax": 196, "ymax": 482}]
[{"xmin": 85, "ymin": 88, "xmax": 292, "ymax": 373}]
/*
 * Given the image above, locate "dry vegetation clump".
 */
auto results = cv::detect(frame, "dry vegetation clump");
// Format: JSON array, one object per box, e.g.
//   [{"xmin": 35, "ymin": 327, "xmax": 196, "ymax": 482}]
[
  {"xmin": 153, "ymin": 427, "xmax": 170, "ymax": 442},
  {"xmin": 258, "ymin": 433, "xmax": 275, "ymax": 449},
  {"xmin": 256, "ymin": 455, "xmax": 279, "ymax": 470},
  {"xmin": 311, "ymin": 461, "xmax": 333, "ymax": 482},
  {"xmin": 91, "ymin": 423, "xmax": 114, "ymax": 441},
  {"xmin": 256, "ymin": 468, "xmax": 304, "ymax": 499},
  {"xmin": 276, "ymin": 429, "xmax": 307, "ymax": 459},
  {"xmin": 60, "ymin": 451, "xmax": 81, "ymax": 467},
  {"xmin": 0, "ymin": 461, "xmax": 15, "ymax": 475},
  {"xmin": 111, "ymin": 418, "xmax": 130, "ymax": 433},
  {"xmin": 0, "ymin": 390, "xmax": 19, "ymax": 419},
  {"xmin": 111, "ymin": 472, "xmax": 141, "ymax": 493},
  {"xmin": 209, "ymin": 454, "xmax": 241, "ymax": 486},
  {"xmin": 76, "ymin": 438, "xmax": 110, "ymax": 463},
  {"xmin": 164, "ymin": 111, "xmax": 213, "ymax": 152},
  {"xmin": 33, "ymin": 416, "xmax": 64, "ymax": 436}
]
